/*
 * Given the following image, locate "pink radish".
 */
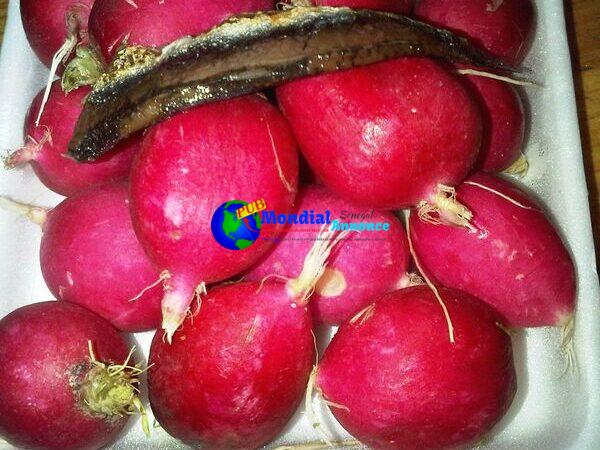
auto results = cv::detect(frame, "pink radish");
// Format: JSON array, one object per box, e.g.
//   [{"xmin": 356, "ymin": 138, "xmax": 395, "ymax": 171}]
[
  {"xmin": 130, "ymin": 95, "xmax": 298, "ymax": 341},
  {"xmin": 245, "ymin": 184, "xmax": 411, "ymax": 325},
  {"xmin": 409, "ymin": 172, "xmax": 576, "ymax": 327},
  {"xmin": 0, "ymin": 183, "xmax": 162, "ymax": 332},
  {"xmin": 5, "ymin": 81, "xmax": 139, "ymax": 196},
  {"xmin": 89, "ymin": 0, "xmax": 274, "ymax": 62},
  {"xmin": 277, "ymin": 57, "xmax": 481, "ymax": 224},
  {"xmin": 316, "ymin": 286, "xmax": 516, "ymax": 450},
  {"xmin": 0, "ymin": 301, "xmax": 145, "ymax": 450},
  {"xmin": 313, "ymin": 0, "xmax": 413, "ymax": 14},
  {"xmin": 414, "ymin": 0, "xmax": 535, "ymax": 66},
  {"xmin": 148, "ymin": 281, "xmax": 315, "ymax": 450},
  {"xmin": 20, "ymin": 0, "xmax": 94, "ymax": 70},
  {"xmin": 463, "ymin": 73, "xmax": 526, "ymax": 173}
]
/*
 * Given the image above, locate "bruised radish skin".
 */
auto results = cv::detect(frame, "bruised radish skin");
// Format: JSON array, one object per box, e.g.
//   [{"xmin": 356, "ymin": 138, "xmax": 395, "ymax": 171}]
[
  {"xmin": 6, "ymin": 81, "xmax": 139, "ymax": 196},
  {"xmin": 462, "ymin": 72, "xmax": 526, "ymax": 172},
  {"xmin": 277, "ymin": 57, "xmax": 481, "ymax": 210},
  {"xmin": 148, "ymin": 282, "xmax": 314, "ymax": 450},
  {"xmin": 245, "ymin": 184, "xmax": 411, "ymax": 325},
  {"xmin": 314, "ymin": 0, "xmax": 413, "ymax": 14},
  {"xmin": 89, "ymin": 0, "xmax": 274, "ymax": 62},
  {"xmin": 409, "ymin": 173, "xmax": 576, "ymax": 327},
  {"xmin": 0, "ymin": 301, "xmax": 136, "ymax": 450},
  {"xmin": 38, "ymin": 183, "xmax": 162, "ymax": 332},
  {"xmin": 414, "ymin": 0, "xmax": 535, "ymax": 66},
  {"xmin": 317, "ymin": 286, "xmax": 516, "ymax": 450},
  {"xmin": 130, "ymin": 95, "xmax": 298, "ymax": 340},
  {"xmin": 20, "ymin": 0, "xmax": 94, "ymax": 69}
]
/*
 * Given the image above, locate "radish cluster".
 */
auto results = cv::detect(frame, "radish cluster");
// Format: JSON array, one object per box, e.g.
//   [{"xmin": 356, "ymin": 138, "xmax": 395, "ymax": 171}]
[{"xmin": 1, "ymin": 0, "xmax": 579, "ymax": 449}]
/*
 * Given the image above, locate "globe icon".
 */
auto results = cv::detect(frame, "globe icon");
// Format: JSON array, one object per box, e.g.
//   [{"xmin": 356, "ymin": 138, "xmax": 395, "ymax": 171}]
[{"xmin": 211, "ymin": 200, "xmax": 262, "ymax": 250}]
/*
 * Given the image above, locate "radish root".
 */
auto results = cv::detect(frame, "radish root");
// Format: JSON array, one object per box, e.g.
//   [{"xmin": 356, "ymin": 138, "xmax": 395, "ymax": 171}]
[
  {"xmin": 456, "ymin": 68, "xmax": 537, "ymax": 87},
  {"xmin": 0, "ymin": 196, "xmax": 49, "ymax": 227},
  {"xmin": 36, "ymin": 11, "xmax": 83, "ymax": 126},
  {"xmin": 503, "ymin": 153, "xmax": 529, "ymax": 178},
  {"xmin": 287, "ymin": 225, "xmax": 350, "ymax": 305},
  {"xmin": 418, "ymin": 184, "xmax": 475, "ymax": 232},
  {"xmin": 161, "ymin": 281, "xmax": 207, "ymax": 344},
  {"xmin": 266, "ymin": 121, "xmax": 295, "ymax": 193},
  {"xmin": 406, "ymin": 212, "xmax": 455, "ymax": 343},
  {"xmin": 128, "ymin": 270, "xmax": 171, "ymax": 302},
  {"xmin": 274, "ymin": 440, "xmax": 361, "ymax": 450},
  {"xmin": 560, "ymin": 315, "xmax": 578, "ymax": 377},
  {"xmin": 463, "ymin": 181, "xmax": 538, "ymax": 211},
  {"xmin": 349, "ymin": 303, "xmax": 376, "ymax": 326},
  {"xmin": 84, "ymin": 341, "xmax": 150, "ymax": 437},
  {"xmin": 4, "ymin": 127, "xmax": 52, "ymax": 169}
]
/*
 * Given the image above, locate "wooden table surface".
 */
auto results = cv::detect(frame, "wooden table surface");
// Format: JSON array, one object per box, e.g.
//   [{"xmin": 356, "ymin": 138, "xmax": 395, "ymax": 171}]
[{"xmin": 0, "ymin": 0, "xmax": 598, "ymax": 248}]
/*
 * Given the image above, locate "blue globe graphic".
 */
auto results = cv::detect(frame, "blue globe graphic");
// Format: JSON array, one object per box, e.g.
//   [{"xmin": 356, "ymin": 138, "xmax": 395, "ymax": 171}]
[{"xmin": 211, "ymin": 200, "xmax": 262, "ymax": 250}]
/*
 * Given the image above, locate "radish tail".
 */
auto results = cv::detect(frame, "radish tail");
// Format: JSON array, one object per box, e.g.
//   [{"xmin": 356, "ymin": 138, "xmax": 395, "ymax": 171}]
[
  {"xmin": 161, "ymin": 275, "xmax": 205, "ymax": 343},
  {"xmin": 502, "ymin": 153, "xmax": 529, "ymax": 178},
  {"xmin": 4, "ymin": 128, "xmax": 52, "ymax": 169},
  {"xmin": 418, "ymin": 184, "xmax": 475, "ymax": 232},
  {"xmin": 0, "ymin": 196, "xmax": 48, "ymax": 227},
  {"xmin": 287, "ymin": 225, "xmax": 350, "ymax": 304}
]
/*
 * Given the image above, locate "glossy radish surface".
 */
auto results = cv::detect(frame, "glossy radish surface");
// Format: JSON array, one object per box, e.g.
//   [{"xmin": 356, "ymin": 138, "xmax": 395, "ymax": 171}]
[
  {"xmin": 317, "ymin": 286, "xmax": 516, "ymax": 450},
  {"xmin": 130, "ymin": 95, "xmax": 298, "ymax": 340},
  {"xmin": 89, "ymin": 0, "xmax": 273, "ymax": 62},
  {"xmin": 277, "ymin": 57, "xmax": 481, "ymax": 211},
  {"xmin": 409, "ymin": 173, "xmax": 576, "ymax": 327},
  {"xmin": 245, "ymin": 184, "xmax": 411, "ymax": 325},
  {"xmin": 6, "ymin": 81, "xmax": 139, "ymax": 196},
  {"xmin": 148, "ymin": 281, "xmax": 314, "ymax": 450},
  {"xmin": 39, "ymin": 183, "xmax": 162, "ymax": 332},
  {"xmin": 0, "ymin": 301, "xmax": 137, "ymax": 450},
  {"xmin": 414, "ymin": 0, "xmax": 535, "ymax": 66}
]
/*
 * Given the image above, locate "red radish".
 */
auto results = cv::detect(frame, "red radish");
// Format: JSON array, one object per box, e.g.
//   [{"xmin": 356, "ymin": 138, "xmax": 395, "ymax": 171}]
[
  {"xmin": 409, "ymin": 172, "xmax": 576, "ymax": 328},
  {"xmin": 130, "ymin": 95, "xmax": 298, "ymax": 341},
  {"xmin": 316, "ymin": 286, "xmax": 516, "ymax": 450},
  {"xmin": 0, "ymin": 301, "xmax": 145, "ymax": 450},
  {"xmin": 462, "ymin": 73, "xmax": 526, "ymax": 173},
  {"xmin": 89, "ymin": 0, "xmax": 274, "ymax": 62},
  {"xmin": 245, "ymin": 184, "xmax": 411, "ymax": 325},
  {"xmin": 148, "ymin": 281, "xmax": 315, "ymax": 450},
  {"xmin": 0, "ymin": 183, "xmax": 162, "ymax": 332},
  {"xmin": 20, "ymin": 0, "xmax": 94, "ymax": 70},
  {"xmin": 313, "ymin": 0, "xmax": 413, "ymax": 14},
  {"xmin": 5, "ymin": 81, "xmax": 139, "ymax": 197},
  {"xmin": 414, "ymin": 0, "xmax": 535, "ymax": 66},
  {"xmin": 277, "ymin": 57, "xmax": 481, "ymax": 223}
]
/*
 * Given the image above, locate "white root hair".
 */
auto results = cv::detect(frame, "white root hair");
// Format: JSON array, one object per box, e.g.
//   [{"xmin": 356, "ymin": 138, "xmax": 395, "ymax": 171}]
[{"xmin": 406, "ymin": 212, "xmax": 455, "ymax": 343}]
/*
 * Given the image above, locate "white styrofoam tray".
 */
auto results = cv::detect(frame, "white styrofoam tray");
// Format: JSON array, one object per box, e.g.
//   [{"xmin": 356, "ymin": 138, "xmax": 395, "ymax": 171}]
[{"xmin": 0, "ymin": 0, "xmax": 599, "ymax": 448}]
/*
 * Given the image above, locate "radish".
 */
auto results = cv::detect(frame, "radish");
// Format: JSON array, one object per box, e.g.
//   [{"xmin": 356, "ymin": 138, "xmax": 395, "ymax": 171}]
[
  {"xmin": 414, "ymin": 0, "xmax": 535, "ymax": 66},
  {"xmin": 89, "ymin": 0, "xmax": 274, "ymax": 62},
  {"xmin": 5, "ymin": 81, "xmax": 139, "ymax": 196},
  {"xmin": 130, "ymin": 95, "xmax": 298, "ymax": 341},
  {"xmin": 148, "ymin": 281, "xmax": 315, "ymax": 449},
  {"xmin": 463, "ymin": 73, "xmax": 526, "ymax": 173},
  {"xmin": 313, "ymin": 0, "xmax": 413, "ymax": 14},
  {"xmin": 408, "ymin": 172, "xmax": 576, "ymax": 328},
  {"xmin": 277, "ymin": 57, "xmax": 482, "ymax": 225},
  {"xmin": 245, "ymin": 184, "xmax": 411, "ymax": 325},
  {"xmin": 0, "ymin": 183, "xmax": 162, "ymax": 332},
  {"xmin": 20, "ymin": 0, "xmax": 94, "ymax": 70},
  {"xmin": 316, "ymin": 285, "xmax": 516, "ymax": 450},
  {"xmin": 0, "ymin": 301, "xmax": 145, "ymax": 450}
]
